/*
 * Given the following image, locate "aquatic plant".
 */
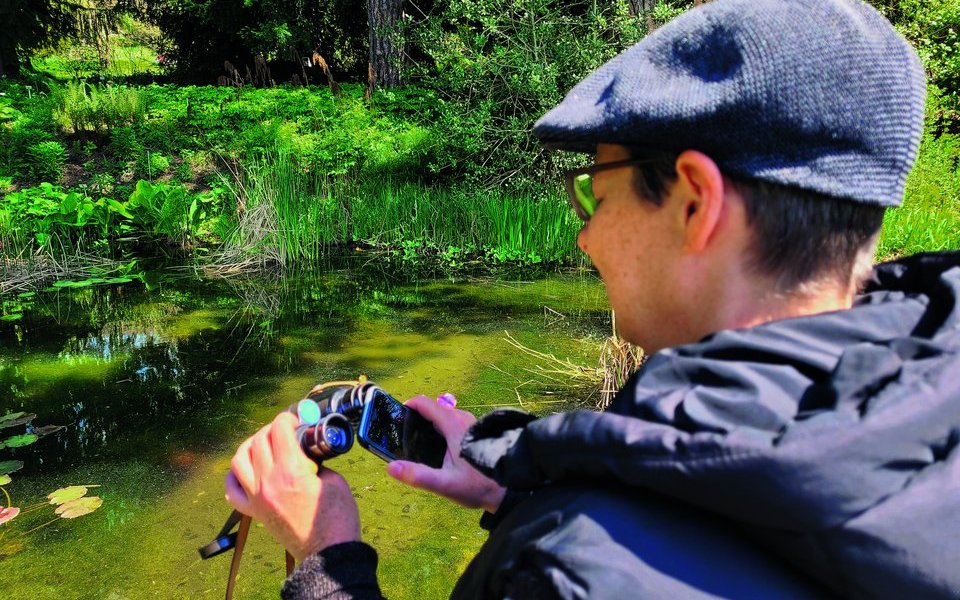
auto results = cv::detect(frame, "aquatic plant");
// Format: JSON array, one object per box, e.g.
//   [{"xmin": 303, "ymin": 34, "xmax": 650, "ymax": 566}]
[{"xmin": 0, "ymin": 411, "xmax": 101, "ymax": 560}]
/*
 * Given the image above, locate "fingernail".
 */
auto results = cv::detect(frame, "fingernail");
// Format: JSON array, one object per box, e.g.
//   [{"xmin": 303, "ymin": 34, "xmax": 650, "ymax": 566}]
[{"xmin": 437, "ymin": 393, "xmax": 457, "ymax": 408}]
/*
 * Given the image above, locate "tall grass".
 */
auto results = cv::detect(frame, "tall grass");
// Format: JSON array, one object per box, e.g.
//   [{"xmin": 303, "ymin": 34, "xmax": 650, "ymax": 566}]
[
  {"xmin": 51, "ymin": 82, "xmax": 148, "ymax": 133},
  {"xmin": 877, "ymin": 133, "xmax": 960, "ymax": 258},
  {"xmin": 346, "ymin": 178, "xmax": 580, "ymax": 263},
  {"xmin": 213, "ymin": 152, "xmax": 340, "ymax": 271},
  {"xmin": 211, "ymin": 151, "xmax": 583, "ymax": 271}
]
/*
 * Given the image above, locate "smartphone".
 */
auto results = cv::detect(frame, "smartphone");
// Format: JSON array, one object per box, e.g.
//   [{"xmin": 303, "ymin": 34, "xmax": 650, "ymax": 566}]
[{"xmin": 357, "ymin": 389, "xmax": 447, "ymax": 468}]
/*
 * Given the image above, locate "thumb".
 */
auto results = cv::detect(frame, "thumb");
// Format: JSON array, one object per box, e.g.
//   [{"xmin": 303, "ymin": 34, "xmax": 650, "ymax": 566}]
[{"xmin": 225, "ymin": 471, "xmax": 253, "ymax": 516}]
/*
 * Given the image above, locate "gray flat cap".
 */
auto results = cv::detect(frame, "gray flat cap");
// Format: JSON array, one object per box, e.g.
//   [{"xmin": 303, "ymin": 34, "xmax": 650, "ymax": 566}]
[{"xmin": 533, "ymin": 0, "xmax": 926, "ymax": 207}]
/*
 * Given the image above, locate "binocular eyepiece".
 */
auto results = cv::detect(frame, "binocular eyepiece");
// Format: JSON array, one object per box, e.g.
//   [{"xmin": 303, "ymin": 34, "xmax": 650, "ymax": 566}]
[{"xmin": 297, "ymin": 412, "xmax": 354, "ymax": 463}]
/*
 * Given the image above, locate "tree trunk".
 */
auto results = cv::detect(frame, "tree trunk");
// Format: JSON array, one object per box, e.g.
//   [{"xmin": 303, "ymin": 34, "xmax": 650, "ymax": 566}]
[
  {"xmin": 628, "ymin": 0, "xmax": 658, "ymax": 33},
  {"xmin": 367, "ymin": 0, "xmax": 403, "ymax": 89}
]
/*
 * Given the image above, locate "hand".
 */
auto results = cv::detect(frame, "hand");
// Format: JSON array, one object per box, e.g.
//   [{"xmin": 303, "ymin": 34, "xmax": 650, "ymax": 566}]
[
  {"xmin": 225, "ymin": 412, "xmax": 361, "ymax": 561},
  {"xmin": 386, "ymin": 395, "xmax": 506, "ymax": 514}
]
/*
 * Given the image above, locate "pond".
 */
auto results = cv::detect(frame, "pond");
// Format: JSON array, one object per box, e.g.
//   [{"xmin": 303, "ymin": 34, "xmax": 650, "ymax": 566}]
[{"xmin": 0, "ymin": 260, "xmax": 610, "ymax": 599}]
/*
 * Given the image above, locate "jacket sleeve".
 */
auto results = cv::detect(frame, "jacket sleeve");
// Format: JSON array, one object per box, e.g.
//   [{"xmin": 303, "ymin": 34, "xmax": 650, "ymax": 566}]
[{"xmin": 281, "ymin": 542, "xmax": 385, "ymax": 600}]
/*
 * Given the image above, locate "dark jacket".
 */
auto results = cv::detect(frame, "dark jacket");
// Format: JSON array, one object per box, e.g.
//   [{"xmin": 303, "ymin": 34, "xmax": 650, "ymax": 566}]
[
  {"xmin": 284, "ymin": 251, "xmax": 960, "ymax": 599},
  {"xmin": 457, "ymin": 251, "xmax": 960, "ymax": 599}
]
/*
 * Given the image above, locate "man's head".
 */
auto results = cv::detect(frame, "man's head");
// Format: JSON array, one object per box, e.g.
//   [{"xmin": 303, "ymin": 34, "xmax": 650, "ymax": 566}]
[{"xmin": 534, "ymin": 0, "xmax": 926, "ymax": 352}]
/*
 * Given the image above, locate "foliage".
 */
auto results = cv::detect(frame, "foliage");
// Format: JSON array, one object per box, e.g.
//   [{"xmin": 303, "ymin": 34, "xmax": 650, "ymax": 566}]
[
  {"xmin": 51, "ymin": 82, "xmax": 149, "ymax": 133},
  {"xmin": 27, "ymin": 141, "xmax": 68, "ymax": 183},
  {"xmin": 0, "ymin": 411, "xmax": 100, "ymax": 560},
  {"xmin": 406, "ymin": 0, "xmax": 647, "ymax": 189},
  {"xmin": 877, "ymin": 132, "xmax": 960, "ymax": 257},
  {"xmin": 0, "ymin": 179, "xmax": 216, "ymax": 252},
  {"xmin": 126, "ymin": 179, "xmax": 218, "ymax": 245},
  {"xmin": 145, "ymin": 0, "xmax": 368, "ymax": 83},
  {"xmin": 0, "ymin": 0, "xmax": 80, "ymax": 78},
  {"xmin": 870, "ymin": 0, "xmax": 960, "ymax": 132}
]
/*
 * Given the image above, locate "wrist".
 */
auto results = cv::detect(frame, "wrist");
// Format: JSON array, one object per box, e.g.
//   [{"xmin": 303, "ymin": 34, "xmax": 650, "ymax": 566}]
[{"xmin": 481, "ymin": 485, "xmax": 507, "ymax": 514}]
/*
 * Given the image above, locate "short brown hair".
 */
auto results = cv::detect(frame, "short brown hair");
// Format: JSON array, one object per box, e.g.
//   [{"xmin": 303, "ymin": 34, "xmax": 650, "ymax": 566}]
[{"xmin": 629, "ymin": 152, "xmax": 885, "ymax": 293}]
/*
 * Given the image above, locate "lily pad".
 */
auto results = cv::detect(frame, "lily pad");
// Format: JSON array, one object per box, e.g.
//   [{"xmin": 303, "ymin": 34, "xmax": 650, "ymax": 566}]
[
  {"xmin": 0, "ymin": 507, "xmax": 19, "ymax": 525},
  {"xmin": 0, "ymin": 474, "xmax": 10, "ymax": 485},
  {"xmin": 47, "ymin": 485, "xmax": 91, "ymax": 505},
  {"xmin": 31, "ymin": 425, "xmax": 65, "ymax": 437},
  {"xmin": 1, "ymin": 434, "xmax": 38, "ymax": 448},
  {"xmin": 55, "ymin": 496, "xmax": 102, "ymax": 518},
  {"xmin": 0, "ymin": 413, "xmax": 36, "ymax": 429},
  {"xmin": 0, "ymin": 461, "xmax": 23, "ymax": 476}
]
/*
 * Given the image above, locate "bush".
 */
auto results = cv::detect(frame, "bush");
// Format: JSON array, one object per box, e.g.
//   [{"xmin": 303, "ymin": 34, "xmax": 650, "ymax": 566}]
[
  {"xmin": 27, "ymin": 141, "xmax": 67, "ymax": 183},
  {"xmin": 51, "ymin": 82, "xmax": 149, "ymax": 133}
]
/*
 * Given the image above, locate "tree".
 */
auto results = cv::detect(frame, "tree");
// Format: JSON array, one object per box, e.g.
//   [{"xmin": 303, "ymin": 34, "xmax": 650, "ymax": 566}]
[
  {"xmin": 0, "ymin": 0, "xmax": 80, "ymax": 78},
  {"xmin": 146, "ymin": 0, "xmax": 369, "ymax": 84},
  {"xmin": 367, "ymin": 0, "xmax": 404, "ymax": 89}
]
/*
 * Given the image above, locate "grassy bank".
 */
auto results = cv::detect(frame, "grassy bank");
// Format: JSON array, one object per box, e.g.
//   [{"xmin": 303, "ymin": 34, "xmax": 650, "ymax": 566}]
[{"xmin": 0, "ymin": 78, "xmax": 958, "ymax": 288}]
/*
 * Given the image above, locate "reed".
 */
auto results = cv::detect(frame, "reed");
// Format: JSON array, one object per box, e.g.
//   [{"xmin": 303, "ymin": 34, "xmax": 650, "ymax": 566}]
[{"xmin": 210, "ymin": 151, "xmax": 584, "ymax": 272}]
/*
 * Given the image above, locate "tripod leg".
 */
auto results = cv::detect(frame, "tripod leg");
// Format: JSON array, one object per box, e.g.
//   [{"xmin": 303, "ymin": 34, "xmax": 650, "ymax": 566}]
[{"xmin": 225, "ymin": 514, "xmax": 252, "ymax": 600}]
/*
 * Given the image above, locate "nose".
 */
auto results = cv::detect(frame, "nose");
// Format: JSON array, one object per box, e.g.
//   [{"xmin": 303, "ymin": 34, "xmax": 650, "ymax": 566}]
[{"xmin": 577, "ymin": 226, "xmax": 589, "ymax": 254}]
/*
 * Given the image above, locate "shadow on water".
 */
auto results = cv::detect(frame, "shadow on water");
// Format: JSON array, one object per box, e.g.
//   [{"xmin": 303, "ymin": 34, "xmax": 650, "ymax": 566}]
[{"xmin": 0, "ymin": 255, "xmax": 609, "ymax": 599}]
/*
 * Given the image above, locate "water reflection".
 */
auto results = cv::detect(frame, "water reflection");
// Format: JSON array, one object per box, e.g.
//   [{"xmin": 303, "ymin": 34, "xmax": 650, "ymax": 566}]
[{"xmin": 0, "ymin": 264, "xmax": 608, "ymax": 478}]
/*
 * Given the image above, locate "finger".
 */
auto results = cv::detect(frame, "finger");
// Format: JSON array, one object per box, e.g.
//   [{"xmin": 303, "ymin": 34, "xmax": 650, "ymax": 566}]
[
  {"xmin": 405, "ymin": 395, "xmax": 469, "ymax": 443},
  {"xmin": 224, "ymin": 471, "xmax": 253, "ymax": 515},
  {"xmin": 250, "ymin": 423, "xmax": 274, "ymax": 475},
  {"xmin": 387, "ymin": 460, "xmax": 448, "ymax": 494},
  {"xmin": 437, "ymin": 393, "xmax": 457, "ymax": 408},
  {"xmin": 231, "ymin": 436, "xmax": 256, "ymax": 493},
  {"xmin": 270, "ymin": 412, "xmax": 301, "ymax": 459}
]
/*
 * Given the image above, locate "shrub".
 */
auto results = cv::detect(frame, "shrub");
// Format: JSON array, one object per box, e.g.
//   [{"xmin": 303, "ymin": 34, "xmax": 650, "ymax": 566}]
[
  {"xmin": 27, "ymin": 141, "xmax": 67, "ymax": 183},
  {"xmin": 51, "ymin": 82, "xmax": 148, "ymax": 133},
  {"xmin": 138, "ymin": 152, "xmax": 171, "ymax": 179}
]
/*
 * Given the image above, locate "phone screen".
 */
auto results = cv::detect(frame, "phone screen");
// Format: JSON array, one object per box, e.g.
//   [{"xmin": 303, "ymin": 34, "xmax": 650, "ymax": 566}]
[{"xmin": 358, "ymin": 391, "xmax": 447, "ymax": 468}]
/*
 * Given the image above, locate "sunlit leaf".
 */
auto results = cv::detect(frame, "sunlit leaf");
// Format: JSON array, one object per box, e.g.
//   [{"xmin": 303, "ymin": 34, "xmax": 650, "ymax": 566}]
[
  {"xmin": 55, "ymin": 496, "xmax": 102, "ymax": 518},
  {"xmin": 0, "ymin": 507, "xmax": 19, "ymax": 526},
  {"xmin": 2, "ymin": 434, "xmax": 38, "ymax": 448},
  {"xmin": 0, "ymin": 475, "xmax": 10, "ymax": 485},
  {"xmin": 0, "ymin": 314, "xmax": 22, "ymax": 321},
  {"xmin": 0, "ymin": 413, "xmax": 36, "ymax": 429},
  {"xmin": 47, "ymin": 485, "xmax": 90, "ymax": 505},
  {"xmin": 0, "ymin": 461, "xmax": 23, "ymax": 476}
]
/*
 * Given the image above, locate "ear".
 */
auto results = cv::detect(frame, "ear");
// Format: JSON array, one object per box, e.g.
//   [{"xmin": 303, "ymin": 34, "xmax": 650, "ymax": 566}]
[{"xmin": 673, "ymin": 150, "xmax": 726, "ymax": 253}]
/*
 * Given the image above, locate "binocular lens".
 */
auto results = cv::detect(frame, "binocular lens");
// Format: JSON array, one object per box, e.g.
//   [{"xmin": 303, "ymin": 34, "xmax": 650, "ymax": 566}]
[
  {"xmin": 292, "ymin": 399, "xmax": 322, "ymax": 426},
  {"xmin": 299, "ymin": 413, "xmax": 354, "ymax": 462},
  {"xmin": 325, "ymin": 426, "xmax": 348, "ymax": 450}
]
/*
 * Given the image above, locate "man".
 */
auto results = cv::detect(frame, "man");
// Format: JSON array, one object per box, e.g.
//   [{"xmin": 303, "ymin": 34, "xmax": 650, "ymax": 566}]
[{"xmin": 226, "ymin": 0, "xmax": 960, "ymax": 597}]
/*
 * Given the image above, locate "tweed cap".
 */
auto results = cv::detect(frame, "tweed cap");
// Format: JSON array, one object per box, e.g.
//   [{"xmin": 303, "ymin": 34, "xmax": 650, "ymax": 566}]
[{"xmin": 533, "ymin": 0, "xmax": 926, "ymax": 207}]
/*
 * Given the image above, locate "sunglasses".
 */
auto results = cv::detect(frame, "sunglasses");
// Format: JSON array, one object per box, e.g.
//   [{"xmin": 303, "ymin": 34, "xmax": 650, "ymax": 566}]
[{"xmin": 564, "ymin": 157, "xmax": 656, "ymax": 222}]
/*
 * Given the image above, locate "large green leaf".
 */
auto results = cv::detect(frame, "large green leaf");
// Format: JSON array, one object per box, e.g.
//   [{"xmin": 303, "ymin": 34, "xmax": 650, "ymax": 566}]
[
  {"xmin": 0, "ymin": 413, "xmax": 36, "ymax": 429},
  {"xmin": 1, "ymin": 434, "xmax": 38, "ymax": 449},
  {"xmin": 0, "ymin": 461, "xmax": 23, "ymax": 476},
  {"xmin": 47, "ymin": 485, "xmax": 92, "ymax": 505},
  {"xmin": 55, "ymin": 496, "xmax": 102, "ymax": 519}
]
